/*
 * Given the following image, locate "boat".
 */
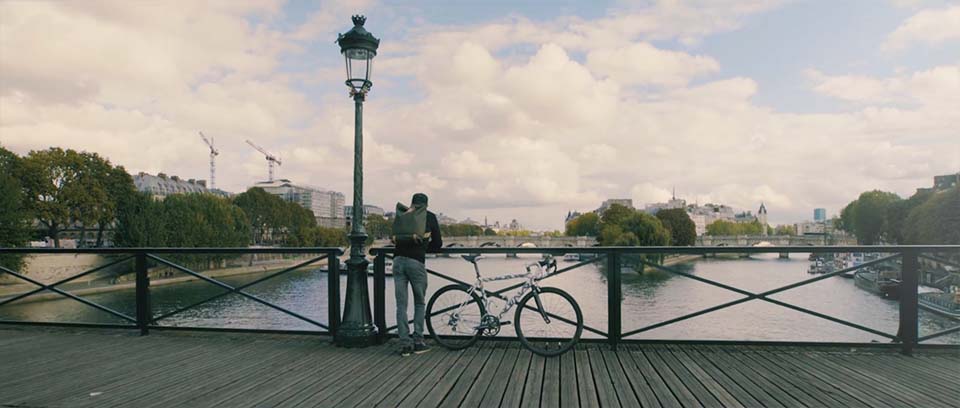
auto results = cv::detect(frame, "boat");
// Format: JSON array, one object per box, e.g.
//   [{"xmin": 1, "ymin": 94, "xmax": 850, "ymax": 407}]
[
  {"xmin": 854, "ymin": 268, "xmax": 900, "ymax": 299},
  {"xmin": 919, "ymin": 291, "xmax": 960, "ymax": 319},
  {"xmin": 563, "ymin": 253, "xmax": 581, "ymax": 262},
  {"xmin": 808, "ymin": 258, "xmax": 825, "ymax": 274}
]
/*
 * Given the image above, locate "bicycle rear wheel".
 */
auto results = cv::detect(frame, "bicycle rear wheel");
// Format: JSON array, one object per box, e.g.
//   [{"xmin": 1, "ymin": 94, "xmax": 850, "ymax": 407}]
[
  {"xmin": 426, "ymin": 284, "xmax": 486, "ymax": 350},
  {"xmin": 514, "ymin": 287, "xmax": 583, "ymax": 357}
]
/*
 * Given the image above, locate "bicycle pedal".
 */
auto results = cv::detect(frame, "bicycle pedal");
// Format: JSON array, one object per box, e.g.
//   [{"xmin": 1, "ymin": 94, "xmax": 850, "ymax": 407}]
[{"xmin": 499, "ymin": 321, "xmax": 511, "ymax": 326}]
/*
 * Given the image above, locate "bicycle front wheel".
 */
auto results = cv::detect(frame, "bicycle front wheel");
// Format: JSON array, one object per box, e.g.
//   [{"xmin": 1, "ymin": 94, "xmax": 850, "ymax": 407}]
[
  {"xmin": 426, "ymin": 284, "xmax": 486, "ymax": 350},
  {"xmin": 514, "ymin": 287, "xmax": 583, "ymax": 357}
]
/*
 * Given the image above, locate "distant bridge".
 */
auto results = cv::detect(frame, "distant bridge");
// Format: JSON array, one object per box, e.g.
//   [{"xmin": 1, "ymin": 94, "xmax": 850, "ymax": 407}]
[{"xmin": 371, "ymin": 234, "xmax": 853, "ymax": 251}]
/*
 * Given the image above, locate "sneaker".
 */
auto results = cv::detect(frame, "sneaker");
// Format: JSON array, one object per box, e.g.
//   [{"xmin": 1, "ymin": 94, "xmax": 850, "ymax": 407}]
[
  {"xmin": 399, "ymin": 344, "xmax": 414, "ymax": 357},
  {"xmin": 413, "ymin": 342, "xmax": 430, "ymax": 355}
]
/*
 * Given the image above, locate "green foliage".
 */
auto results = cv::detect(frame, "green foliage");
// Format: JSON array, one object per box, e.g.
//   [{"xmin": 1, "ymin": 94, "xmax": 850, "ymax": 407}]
[
  {"xmin": 705, "ymin": 219, "xmax": 765, "ymax": 236},
  {"xmin": 0, "ymin": 147, "xmax": 30, "ymax": 270},
  {"xmin": 297, "ymin": 226, "xmax": 348, "ymax": 247},
  {"xmin": 596, "ymin": 204, "xmax": 670, "ymax": 247},
  {"xmin": 233, "ymin": 187, "xmax": 317, "ymax": 246},
  {"xmin": 904, "ymin": 187, "xmax": 960, "ymax": 244},
  {"xmin": 774, "ymin": 224, "xmax": 796, "ymax": 235},
  {"xmin": 364, "ymin": 214, "xmax": 392, "ymax": 240},
  {"xmin": 852, "ymin": 190, "xmax": 901, "ymax": 244},
  {"xmin": 498, "ymin": 229, "xmax": 533, "ymax": 237},
  {"xmin": 114, "ymin": 193, "xmax": 249, "ymax": 248},
  {"xmin": 565, "ymin": 212, "xmax": 599, "ymax": 236},
  {"xmin": 655, "ymin": 208, "xmax": 696, "ymax": 246},
  {"xmin": 483, "ymin": 227, "xmax": 497, "ymax": 236}
]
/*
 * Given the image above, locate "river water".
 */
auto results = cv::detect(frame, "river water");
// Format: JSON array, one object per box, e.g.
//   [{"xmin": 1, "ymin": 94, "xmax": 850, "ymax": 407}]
[{"xmin": 2, "ymin": 254, "xmax": 957, "ymax": 344}]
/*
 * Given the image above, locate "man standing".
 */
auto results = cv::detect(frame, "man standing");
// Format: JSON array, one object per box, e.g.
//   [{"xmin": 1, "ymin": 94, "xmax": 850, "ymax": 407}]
[{"xmin": 393, "ymin": 193, "xmax": 442, "ymax": 356}]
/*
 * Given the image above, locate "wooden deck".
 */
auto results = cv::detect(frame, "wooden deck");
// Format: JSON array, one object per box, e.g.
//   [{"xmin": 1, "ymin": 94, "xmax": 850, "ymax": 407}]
[{"xmin": 1, "ymin": 328, "xmax": 957, "ymax": 408}]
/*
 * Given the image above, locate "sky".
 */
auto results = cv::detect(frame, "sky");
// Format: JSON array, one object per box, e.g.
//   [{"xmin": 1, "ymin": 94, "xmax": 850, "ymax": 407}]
[{"xmin": 1, "ymin": 0, "xmax": 958, "ymax": 230}]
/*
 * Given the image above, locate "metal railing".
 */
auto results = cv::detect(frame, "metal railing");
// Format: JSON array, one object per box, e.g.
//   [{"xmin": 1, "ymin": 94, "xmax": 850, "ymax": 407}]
[
  {"xmin": 371, "ymin": 245, "xmax": 960, "ymax": 354},
  {"xmin": 2, "ymin": 245, "xmax": 958, "ymax": 354},
  {"xmin": 0, "ymin": 248, "xmax": 342, "ymax": 335}
]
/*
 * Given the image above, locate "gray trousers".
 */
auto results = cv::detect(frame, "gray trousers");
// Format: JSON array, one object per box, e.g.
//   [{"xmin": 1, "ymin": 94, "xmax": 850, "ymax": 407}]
[{"xmin": 393, "ymin": 256, "xmax": 427, "ymax": 345}]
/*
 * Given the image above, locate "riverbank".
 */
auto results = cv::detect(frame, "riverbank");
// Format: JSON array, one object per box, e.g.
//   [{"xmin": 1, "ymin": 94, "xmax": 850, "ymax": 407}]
[{"xmin": 0, "ymin": 257, "xmax": 331, "ymax": 305}]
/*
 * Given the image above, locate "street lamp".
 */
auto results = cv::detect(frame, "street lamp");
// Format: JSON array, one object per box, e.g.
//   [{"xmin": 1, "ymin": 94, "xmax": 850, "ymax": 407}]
[{"xmin": 334, "ymin": 15, "xmax": 380, "ymax": 347}]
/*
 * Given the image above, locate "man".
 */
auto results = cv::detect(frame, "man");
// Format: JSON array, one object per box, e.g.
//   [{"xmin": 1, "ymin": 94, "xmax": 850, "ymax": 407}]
[{"xmin": 394, "ymin": 193, "xmax": 442, "ymax": 356}]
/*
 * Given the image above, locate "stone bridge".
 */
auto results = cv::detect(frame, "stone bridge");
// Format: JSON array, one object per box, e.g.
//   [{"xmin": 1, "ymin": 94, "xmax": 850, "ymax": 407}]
[
  {"xmin": 371, "ymin": 234, "xmax": 852, "ymax": 250},
  {"xmin": 695, "ymin": 235, "xmax": 853, "ymax": 246},
  {"xmin": 440, "ymin": 235, "xmax": 598, "ymax": 248}
]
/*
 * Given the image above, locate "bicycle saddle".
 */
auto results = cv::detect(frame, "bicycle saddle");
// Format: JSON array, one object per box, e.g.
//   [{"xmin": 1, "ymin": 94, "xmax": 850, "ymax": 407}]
[{"xmin": 461, "ymin": 254, "xmax": 481, "ymax": 263}]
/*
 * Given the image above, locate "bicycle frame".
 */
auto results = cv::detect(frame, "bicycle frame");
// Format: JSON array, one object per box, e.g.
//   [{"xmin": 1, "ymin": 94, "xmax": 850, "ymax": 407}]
[{"xmin": 461, "ymin": 256, "xmax": 552, "ymax": 324}]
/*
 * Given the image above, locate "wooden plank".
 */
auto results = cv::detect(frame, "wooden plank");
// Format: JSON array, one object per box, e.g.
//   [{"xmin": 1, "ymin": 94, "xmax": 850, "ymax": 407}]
[
  {"xmin": 478, "ymin": 346, "xmax": 523, "ymax": 407},
  {"xmin": 807, "ymin": 352, "xmax": 950, "ymax": 407},
  {"xmin": 685, "ymin": 346, "xmax": 786, "ymax": 408},
  {"xmin": 599, "ymin": 347, "xmax": 642, "ymax": 407},
  {"xmin": 642, "ymin": 347, "xmax": 703, "ymax": 408},
  {"xmin": 370, "ymin": 344, "xmax": 457, "ymax": 407},
  {"xmin": 460, "ymin": 344, "xmax": 510, "ymax": 407},
  {"xmin": 704, "ymin": 347, "xmax": 806, "ymax": 408},
  {"xmin": 328, "ymin": 346, "xmax": 429, "ymax": 407},
  {"xmin": 439, "ymin": 341, "xmax": 502, "ymax": 408},
  {"xmin": 22, "ymin": 340, "xmax": 215, "ymax": 407},
  {"xmin": 723, "ymin": 347, "xmax": 838, "ymax": 408},
  {"xmin": 586, "ymin": 346, "xmax": 620, "ymax": 408},
  {"xmin": 614, "ymin": 345, "xmax": 660, "ymax": 408},
  {"xmin": 625, "ymin": 347, "xmax": 681, "ymax": 408},
  {"xmin": 665, "ymin": 345, "xmax": 758, "ymax": 408},
  {"xmin": 540, "ymin": 350, "xmax": 561, "ymax": 408},
  {"xmin": 143, "ymin": 340, "xmax": 313, "ymax": 408},
  {"xmin": 651, "ymin": 348, "xmax": 721, "ymax": 407},
  {"xmin": 285, "ymin": 345, "xmax": 399, "ymax": 407},
  {"xmin": 559, "ymin": 347, "xmax": 579, "ymax": 408},
  {"xmin": 519, "ymin": 351, "xmax": 546, "ymax": 408},
  {"xmin": 660, "ymin": 345, "xmax": 740, "ymax": 408},
  {"xmin": 394, "ymin": 348, "xmax": 476, "ymax": 407},
  {"xmin": 213, "ymin": 343, "xmax": 362, "ymax": 408},
  {"xmin": 844, "ymin": 354, "xmax": 960, "ymax": 399},
  {"xmin": 4, "ymin": 335, "xmax": 205, "ymax": 405},
  {"xmin": 772, "ymin": 351, "xmax": 896, "ymax": 408},
  {"xmin": 573, "ymin": 347, "xmax": 600, "ymax": 408},
  {"xmin": 498, "ymin": 348, "xmax": 533, "ymax": 408},
  {"xmin": 747, "ymin": 347, "xmax": 868, "ymax": 408},
  {"xmin": 412, "ymin": 344, "xmax": 486, "ymax": 408}
]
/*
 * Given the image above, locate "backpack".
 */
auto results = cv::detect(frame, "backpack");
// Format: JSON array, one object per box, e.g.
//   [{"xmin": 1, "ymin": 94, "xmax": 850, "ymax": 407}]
[{"xmin": 392, "ymin": 202, "xmax": 430, "ymax": 245}]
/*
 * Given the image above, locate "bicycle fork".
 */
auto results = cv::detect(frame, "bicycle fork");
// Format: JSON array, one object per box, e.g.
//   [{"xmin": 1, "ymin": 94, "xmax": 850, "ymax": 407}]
[{"xmin": 531, "ymin": 287, "xmax": 552, "ymax": 324}]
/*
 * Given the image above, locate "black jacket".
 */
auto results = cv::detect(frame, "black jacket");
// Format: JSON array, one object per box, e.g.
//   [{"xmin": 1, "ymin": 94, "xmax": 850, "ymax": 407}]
[{"xmin": 395, "ymin": 211, "xmax": 442, "ymax": 263}]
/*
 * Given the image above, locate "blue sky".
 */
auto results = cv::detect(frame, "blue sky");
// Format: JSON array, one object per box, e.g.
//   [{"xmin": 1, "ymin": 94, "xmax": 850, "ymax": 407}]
[{"xmin": 2, "ymin": 0, "xmax": 958, "ymax": 229}]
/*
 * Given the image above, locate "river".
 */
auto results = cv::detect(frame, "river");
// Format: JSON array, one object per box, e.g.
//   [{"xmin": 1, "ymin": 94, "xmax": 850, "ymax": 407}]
[{"xmin": 1, "ymin": 254, "xmax": 957, "ymax": 344}]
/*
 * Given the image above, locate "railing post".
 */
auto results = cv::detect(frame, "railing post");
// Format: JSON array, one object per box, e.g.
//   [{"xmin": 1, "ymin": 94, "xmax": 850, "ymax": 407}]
[
  {"xmin": 607, "ymin": 252, "xmax": 621, "ymax": 350},
  {"xmin": 373, "ymin": 252, "xmax": 387, "ymax": 344},
  {"xmin": 328, "ymin": 251, "xmax": 341, "ymax": 336},
  {"xmin": 135, "ymin": 251, "xmax": 151, "ymax": 336},
  {"xmin": 898, "ymin": 249, "xmax": 919, "ymax": 355}
]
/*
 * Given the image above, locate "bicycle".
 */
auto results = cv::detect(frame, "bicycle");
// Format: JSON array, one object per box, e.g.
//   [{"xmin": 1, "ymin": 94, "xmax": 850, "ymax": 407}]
[{"xmin": 425, "ymin": 253, "xmax": 584, "ymax": 357}]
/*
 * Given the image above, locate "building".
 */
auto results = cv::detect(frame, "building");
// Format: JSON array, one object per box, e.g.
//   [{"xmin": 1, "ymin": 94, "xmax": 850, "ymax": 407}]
[
  {"xmin": 134, "ymin": 172, "xmax": 230, "ymax": 199},
  {"xmin": 598, "ymin": 199, "xmax": 633, "ymax": 213},
  {"xmin": 758, "ymin": 203, "xmax": 768, "ymax": 236},
  {"xmin": 917, "ymin": 172, "xmax": 960, "ymax": 195},
  {"xmin": 814, "ymin": 208, "xmax": 827, "ymax": 222},
  {"xmin": 254, "ymin": 179, "xmax": 345, "ymax": 228},
  {"xmin": 344, "ymin": 205, "xmax": 385, "ymax": 218},
  {"xmin": 686, "ymin": 203, "xmax": 737, "ymax": 236},
  {"xmin": 564, "ymin": 211, "xmax": 582, "ymax": 224},
  {"xmin": 644, "ymin": 197, "xmax": 687, "ymax": 214}
]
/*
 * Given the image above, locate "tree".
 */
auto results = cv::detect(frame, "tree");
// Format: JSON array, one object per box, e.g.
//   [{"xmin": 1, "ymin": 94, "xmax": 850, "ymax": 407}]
[
  {"xmin": 233, "ymin": 187, "xmax": 280, "ymax": 245},
  {"xmin": 884, "ymin": 190, "xmax": 932, "ymax": 244},
  {"xmin": 483, "ymin": 228, "xmax": 497, "ymax": 236},
  {"xmin": 0, "ymin": 147, "xmax": 31, "ymax": 270},
  {"xmin": 904, "ymin": 187, "xmax": 960, "ymax": 244},
  {"xmin": 848, "ymin": 190, "xmax": 901, "ymax": 244},
  {"xmin": 364, "ymin": 214, "xmax": 392, "ymax": 240},
  {"xmin": 655, "ymin": 208, "xmax": 696, "ymax": 246},
  {"xmin": 706, "ymin": 219, "xmax": 765, "ymax": 236},
  {"xmin": 774, "ymin": 224, "xmax": 796, "ymax": 235},
  {"xmin": 596, "ymin": 205, "xmax": 670, "ymax": 247},
  {"xmin": 19, "ymin": 148, "xmax": 87, "ymax": 247},
  {"xmin": 565, "ymin": 212, "xmax": 599, "ymax": 236}
]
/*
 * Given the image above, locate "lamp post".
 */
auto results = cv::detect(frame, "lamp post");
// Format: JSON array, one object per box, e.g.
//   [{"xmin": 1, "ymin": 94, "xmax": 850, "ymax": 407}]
[{"xmin": 334, "ymin": 15, "xmax": 380, "ymax": 347}]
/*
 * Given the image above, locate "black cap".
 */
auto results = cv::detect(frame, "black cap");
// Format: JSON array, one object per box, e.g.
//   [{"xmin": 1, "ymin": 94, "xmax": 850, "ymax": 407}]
[{"xmin": 412, "ymin": 193, "xmax": 428, "ymax": 206}]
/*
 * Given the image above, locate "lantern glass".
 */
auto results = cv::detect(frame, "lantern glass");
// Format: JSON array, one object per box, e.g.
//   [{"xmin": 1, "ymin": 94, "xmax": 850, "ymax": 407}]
[{"xmin": 344, "ymin": 48, "xmax": 373, "ymax": 90}]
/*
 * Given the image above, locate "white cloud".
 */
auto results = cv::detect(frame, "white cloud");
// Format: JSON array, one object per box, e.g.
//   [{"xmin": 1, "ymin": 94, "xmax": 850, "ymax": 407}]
[
  {"xmin": 2, "ymin": 1, "xmax": 957, "ymax": 230},
  {"xmin": 586, "ymin": 43, "xmax": 720, "ymax": 87},
  {"xmin": 883, "ymin": 5, "xmax": 960, "ymax": 51}
]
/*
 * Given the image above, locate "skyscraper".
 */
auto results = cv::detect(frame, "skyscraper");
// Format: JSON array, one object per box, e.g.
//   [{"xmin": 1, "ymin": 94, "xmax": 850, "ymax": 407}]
[{"xmin": 814, "ymin": 208, "xmax": 826, "ymax": 222}]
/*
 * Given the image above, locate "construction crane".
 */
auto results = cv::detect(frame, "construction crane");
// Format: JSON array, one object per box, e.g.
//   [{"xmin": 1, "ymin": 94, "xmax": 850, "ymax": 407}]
[
  {"xmin": 246, "ymin": 139, "xmax": 281, "ymax": 182},
  {"xmin": 199, "ymin": 131, "xmax": 219, "ymax": 189}
]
